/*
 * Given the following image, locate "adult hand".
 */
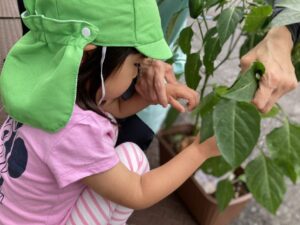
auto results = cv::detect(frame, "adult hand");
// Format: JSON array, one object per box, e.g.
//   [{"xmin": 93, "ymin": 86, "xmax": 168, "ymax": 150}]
[
  {"xmin": 135, "ymin": 59, "xmax": 177, "ymax": 107},
  {"xmin": 240, "ymin": 27, "xmax": 298, "ymax": 113},
  {"xmin": 166, "ymin": 83, "xmax": 199, "ymax": 112}
]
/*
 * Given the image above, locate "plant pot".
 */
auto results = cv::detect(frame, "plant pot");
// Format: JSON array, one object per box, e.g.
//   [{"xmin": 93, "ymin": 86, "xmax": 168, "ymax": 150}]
[{"xmin": 157, "ymin": 124, "xmax": 252, "ymax": 225}]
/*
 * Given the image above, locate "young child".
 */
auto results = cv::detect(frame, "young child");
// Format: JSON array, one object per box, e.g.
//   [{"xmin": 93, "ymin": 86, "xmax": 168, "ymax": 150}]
[{"xmin": 0, "ymin": 0, "xmax": 219, "ymax": 224}]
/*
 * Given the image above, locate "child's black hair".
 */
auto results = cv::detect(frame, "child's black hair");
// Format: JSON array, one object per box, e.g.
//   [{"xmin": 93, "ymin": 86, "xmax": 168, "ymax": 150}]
[{"xmin": 76, "ymin": 46, "xmax": 139, "ymax": 119}]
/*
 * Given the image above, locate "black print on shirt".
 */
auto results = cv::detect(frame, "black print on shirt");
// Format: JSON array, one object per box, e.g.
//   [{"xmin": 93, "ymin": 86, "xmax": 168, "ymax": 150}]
[{"xmin": 0, "ymin": 117, "xmax": 27, "ymax": 203}]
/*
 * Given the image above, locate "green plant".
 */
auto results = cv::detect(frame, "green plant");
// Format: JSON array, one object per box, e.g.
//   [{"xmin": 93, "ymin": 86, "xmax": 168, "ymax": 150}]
[{"xmin": 163, "ymin": 0, "xmax": 300, "ymax": 214}]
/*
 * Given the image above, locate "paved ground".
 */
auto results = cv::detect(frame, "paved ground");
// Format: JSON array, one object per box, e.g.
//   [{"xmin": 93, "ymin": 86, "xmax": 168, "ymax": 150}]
[{"xmin": 1, "ymin": 1, "xmax": 300, "ymax": 225}]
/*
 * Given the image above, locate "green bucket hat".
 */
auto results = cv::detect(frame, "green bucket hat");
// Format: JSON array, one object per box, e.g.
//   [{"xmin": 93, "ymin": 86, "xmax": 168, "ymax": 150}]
[{"xmin": 0, "ymin": 0, "xmax": 172, "ymax": 132}]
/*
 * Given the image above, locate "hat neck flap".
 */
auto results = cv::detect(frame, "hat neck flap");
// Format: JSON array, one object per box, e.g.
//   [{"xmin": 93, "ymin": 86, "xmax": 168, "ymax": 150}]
[{"xmin": 0, "ymin": 13, "xmax": 99, "ymax": 132}]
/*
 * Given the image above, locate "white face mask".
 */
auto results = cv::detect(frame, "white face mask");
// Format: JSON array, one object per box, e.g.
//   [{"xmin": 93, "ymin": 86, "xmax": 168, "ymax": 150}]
[{"xmin": 97, "ymin": 46, "xmax": 107, "ymax": 106}]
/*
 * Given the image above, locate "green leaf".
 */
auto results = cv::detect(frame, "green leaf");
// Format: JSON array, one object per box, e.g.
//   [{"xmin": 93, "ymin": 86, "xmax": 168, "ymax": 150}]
[
  {"xmin": 216, "ymin": 179, "xmax": 235, "ymax": 211},
  {"xmin": 205, "ymin": 0, "xmax": 220, "ymax": 9},
  {"xmin": 224, "ymin": 62, "xmax": 265, "ymax": 102},
  {"xmin": 203, "ymin": 37, "xmax": 221, "ymax": 75},
  {"xmin": 179, "ymin": 26, "xmax": 193, "ymax": 54},
  {"xmin": 294, "ymin": 164, "xmax": 300, "ymax": 179},
  {"xmin": 274, "ymin": 159, "xmax": 298, "ymax": 184},
  {"xmin": 245, "ymin": 155, "xmax": 286, "ymax": 214},
  {"xmin": 265, "ymin": 0, "xmax": 275, "ymax": 6},
  {"xmin": 213, "ymin": 99, "xmax": 261, "ymax": 167},
  {"xmin": 198, "ymin": 92, "xmax": 221, "ymax": 143},
  {"xmin": 271, "ymin": 8, "xmax": 300, "ymax": 28},
  {"xmin": 294, "ymin": 61, "xmax": 300, "ymax": 82},
  {"xmin": 189, "ymin": 0, "xmax": 204, "ymax": 19},
  {"xmin": 292, "ymin": 43, "xmax": 300, "ymax": 81},
  {"xmin": 164, "ymin": 107, "xmax": 180, "ymax": 129},
  {"xmin": 203, "ymin": 27, "xmax": 217, "ymax": 44},
  {"xmin": 238, "ymin": 174, "xmax": 246, "ymax": 183},
  {"xmin": 261, "ymin": 105, "xmax": 280, "ymax": 118},
  {"xmin": 200, "ymin": 109, "xmax": 214, "ymax": 143},
  {"xmin": 214, "ymin": 86, "xmax": 229, "ymax": 97},
  {"xmin": 201, "ymin": 156, "xmax": 232, "ymax": 177},
  {"xmin": 199, "ymin": 92, "xmax": 221, "ymax": 117},
  {"xmin": 276, "ymin": 0, "xmax": 300, "ymax": 11},
  {"xmin": 217, "ymin": 7, "xmax": 244, "ymax": 45},
  {"xmin": 185, "ymin": 53, "xmax": 202, "ymax": 90},
  {"xmin": 244, "ymin": 6, "xmax": 273, "ymax": 33},
  {"xmin": 267, "ymin": 121, "xmax": 300, "ymax": 165}
]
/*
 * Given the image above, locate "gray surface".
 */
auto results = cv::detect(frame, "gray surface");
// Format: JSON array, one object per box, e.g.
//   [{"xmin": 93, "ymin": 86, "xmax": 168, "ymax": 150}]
[{"xmin": 1, "ymin": 1, "xmax": 300, "ymax": 225}]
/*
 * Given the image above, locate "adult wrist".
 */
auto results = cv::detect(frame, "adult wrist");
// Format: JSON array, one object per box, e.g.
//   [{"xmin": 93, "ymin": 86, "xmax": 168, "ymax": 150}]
[{"xmin": 266, "ymin": 27, "xmax": 294, "ymax": 52}]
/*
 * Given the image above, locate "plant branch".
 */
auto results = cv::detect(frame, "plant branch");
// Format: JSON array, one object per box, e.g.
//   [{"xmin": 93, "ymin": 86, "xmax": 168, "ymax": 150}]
[
  {"xmin": 193, "ymin": 73, "xmax": 210, "ymax": 134},
  {"xmin": 197, "ymin": 19, "xmax": 205, "ymax": 41},
  {"xmin": 215, "ymin": 31, "xmax": 243, "ymax": 70},
  {"xmin": 201, "ymin": 11, "xmax": 209, "ymax": 31}
]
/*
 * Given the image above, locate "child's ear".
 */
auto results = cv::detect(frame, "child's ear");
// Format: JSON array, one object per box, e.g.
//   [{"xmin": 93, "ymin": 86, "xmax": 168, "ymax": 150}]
[
  {"xmin": 81, "ymin": 45, "xmax": 98, "ymax": 65},
  {"xmin": 84, "ymin": 44, "xmax": 97, "ymax": 51}
]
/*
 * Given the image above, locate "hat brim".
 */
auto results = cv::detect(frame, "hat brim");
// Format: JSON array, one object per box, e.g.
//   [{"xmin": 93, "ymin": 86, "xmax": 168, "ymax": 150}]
[{"xmin": 136, "ymin": 38, "xmax": 173, "ymax": 60}]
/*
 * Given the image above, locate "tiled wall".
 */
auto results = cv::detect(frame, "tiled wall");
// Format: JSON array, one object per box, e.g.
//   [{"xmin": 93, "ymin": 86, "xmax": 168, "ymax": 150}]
[{"xmin": 0, "ymin": 0, "xmax": 22, "ymax": 69}]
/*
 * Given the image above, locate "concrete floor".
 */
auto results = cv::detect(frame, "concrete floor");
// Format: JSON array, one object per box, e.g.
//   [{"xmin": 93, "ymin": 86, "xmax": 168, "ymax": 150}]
[{"xmin": 1, "ymin": 1, "xmax": 300, "ymax": 225}]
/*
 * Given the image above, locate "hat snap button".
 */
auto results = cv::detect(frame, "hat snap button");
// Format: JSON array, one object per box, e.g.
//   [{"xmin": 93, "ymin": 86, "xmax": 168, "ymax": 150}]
[{"xmin": 82, "ymin": 27, "xmax": 91, "ymax": 38}]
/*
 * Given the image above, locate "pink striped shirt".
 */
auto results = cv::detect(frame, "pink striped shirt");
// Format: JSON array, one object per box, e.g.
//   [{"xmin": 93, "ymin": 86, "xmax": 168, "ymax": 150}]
[
  {"xmin": 67, "ymin": 142, "xmax": 150, "ymax": 225},
  {"xmin": 0, "ymin": 105, "xmax": 119, "ymax": 225}
]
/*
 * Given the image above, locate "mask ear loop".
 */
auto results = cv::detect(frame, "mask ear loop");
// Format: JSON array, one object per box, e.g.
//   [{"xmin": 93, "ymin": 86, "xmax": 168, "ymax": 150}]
[{"xmin": 97, "ymin": 46, "xmax": 107, "ymax": 106}]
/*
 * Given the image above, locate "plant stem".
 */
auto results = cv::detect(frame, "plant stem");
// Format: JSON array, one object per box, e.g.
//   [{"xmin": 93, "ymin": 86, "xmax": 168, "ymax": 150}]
[
  {"xmin": 201, "ymin": 11, "xmax": 209, "ymax": 31},
  {"xmin": 197, "ymin": 20, "xmax": 205, "ymax": 41},
  {"xmin": 229, "ymin": 28, "xmax": 237, "ymax": 50},
  {"xmin": 193, "ymin": 114, "xmax": 200, "ymax": 135},
  {"xmin": 215, "ymin": 31, "xmax": 242, "ymax": 70},
  {"xmin": 250, "ymin": 33, "xmax": 255, "ymax": 50},
  {"xmin": 200, "ymin": 74, "xmax": 210, "ymax": 101},
  {"xmin": 193, "ymin": 74, "xmax": 210, "ymax": 134}
]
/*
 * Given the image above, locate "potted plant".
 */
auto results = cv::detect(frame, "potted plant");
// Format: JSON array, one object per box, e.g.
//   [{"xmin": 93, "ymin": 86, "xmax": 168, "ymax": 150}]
[{"xmin": 158, "ymin": 1, "xmax": 300, "ymax": 225}]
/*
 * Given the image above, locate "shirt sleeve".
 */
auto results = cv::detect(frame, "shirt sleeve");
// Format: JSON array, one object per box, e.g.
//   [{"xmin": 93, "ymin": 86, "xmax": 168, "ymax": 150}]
[
  {"xmin": 273, "ymin": 0, "xmax": 300, "ymax": 44},
  {"xmin": 46, "ymin": 116, "xmax": 119, "ymax": 188}
]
